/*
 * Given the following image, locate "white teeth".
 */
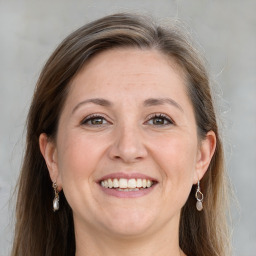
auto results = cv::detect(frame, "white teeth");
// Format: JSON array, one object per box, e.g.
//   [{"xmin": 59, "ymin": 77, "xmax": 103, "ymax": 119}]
[
  {"xmin": 113, "ymin": 178, "xmax": 119, "ymax": 188},
  {"xmin": 100, "ymin": 178, "xmax": 154, "ymax": 189},
  {"xmin": 127, "ymin": 178, "xmax": 136, "ymax": 188},
  {"xmin": 136, "ymin": 179, "xmax": 142, "ymax": 188},
  {"xmin": 108, "ymin": 178, "xmax": 113, "ymax": 188},
  {"xmin": 147, "ymin": 180, "xmax": 152, "ymax": 188},
  {"xmin": 117, "ymin": 188, "xmax": 139, "ymax": 192},
  {"xmin": 142, "ymin": 179, "xmax": 147, "ymax": 188},
  {"xmin": 103, "ymin": 180, "xmax": 108, "ymax": 188},
  {"xmin": 129, "ymin": 188, "xmax": 139, "ymax": 191},
  {"xmin": 119, "ymin": 178, "xmax": 128, "ymax": 188}
]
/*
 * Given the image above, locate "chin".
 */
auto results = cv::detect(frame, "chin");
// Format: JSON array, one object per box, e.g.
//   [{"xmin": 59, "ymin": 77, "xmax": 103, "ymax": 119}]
[{"xmin": 98, "ymin": 207, "xmax": 158, "ymax": 237}]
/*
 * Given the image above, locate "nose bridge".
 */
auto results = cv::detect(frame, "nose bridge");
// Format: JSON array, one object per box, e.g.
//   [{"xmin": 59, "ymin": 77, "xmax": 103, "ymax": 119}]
[{"xmin": 110, "ymin": 120, "xmax": 147, "ymax": 163}]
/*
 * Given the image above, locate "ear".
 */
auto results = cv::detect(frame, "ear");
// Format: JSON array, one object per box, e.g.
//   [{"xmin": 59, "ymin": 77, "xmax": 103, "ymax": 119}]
[
  {"xmin": 193, "ymin": 130, "xmax": 216, "ymax": 184},
  {"xmin": 39, "ymin": 133, "xmax": 62, "ymax": 190}
]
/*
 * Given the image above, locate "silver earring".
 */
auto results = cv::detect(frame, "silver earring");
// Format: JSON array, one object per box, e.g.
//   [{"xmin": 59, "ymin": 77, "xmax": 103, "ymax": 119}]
[
  {"xmin": 195, "ymin": 180, "xmax": 203, "ymax": 211},
  {"xmin": 52, "ymin": 182, "xmax": 59, "ymax": 212}
]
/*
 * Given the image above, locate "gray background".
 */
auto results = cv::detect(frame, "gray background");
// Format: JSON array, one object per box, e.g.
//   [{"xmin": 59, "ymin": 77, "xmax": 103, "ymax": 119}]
[{"xmin": 0, "ymin": 0, "xmax": 255, "ymax": 255}]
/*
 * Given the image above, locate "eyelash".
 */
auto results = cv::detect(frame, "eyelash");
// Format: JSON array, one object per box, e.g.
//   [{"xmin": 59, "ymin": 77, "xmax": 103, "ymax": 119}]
[
  {"xmin": 81, "ymin": 113, "xmax": 174, "ymax": 127},
  {"xmin": 145, "ymin": 113, "xmax": 174, "ymax": 126},
  {"xmin": 81, "ymin": 114, "xmax": 110, "ymax": 126}
]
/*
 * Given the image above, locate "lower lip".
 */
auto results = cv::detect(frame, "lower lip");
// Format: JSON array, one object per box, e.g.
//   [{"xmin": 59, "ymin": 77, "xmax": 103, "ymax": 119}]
[{"xmin": 99, "ymin": 184, "xmax": 157, "ymax": 198}]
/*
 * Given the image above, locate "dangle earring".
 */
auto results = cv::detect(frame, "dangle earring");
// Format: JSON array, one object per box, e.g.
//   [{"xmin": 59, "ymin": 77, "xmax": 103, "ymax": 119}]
[
  {"xmin": 52, "ymin": 182, "xmax": 59, "ymax": 212},
  {"xmin": 195, "ymin": 180, "xmax": 204, "ymax": 211}
]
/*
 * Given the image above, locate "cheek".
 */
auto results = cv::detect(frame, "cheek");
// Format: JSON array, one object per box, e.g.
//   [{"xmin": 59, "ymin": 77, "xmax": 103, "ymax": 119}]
[
  {"xmin": 148, "ymin": 134, "xmax": 198, "ymax": 215},
  {"xmin": 55, "ymin": 133, "xmax": 106, "ymax": 213},
  {"xmin": 152, "ymin": 134, "xmax": 197, "ymax": 188},
  {"xmin": 56, "ymin": 133, "xmax": 101, "ymax": 185}
]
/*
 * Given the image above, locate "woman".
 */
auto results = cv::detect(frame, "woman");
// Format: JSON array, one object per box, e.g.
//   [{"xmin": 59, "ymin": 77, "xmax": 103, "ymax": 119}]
[{"xmin": 11, "ymin": 13, "xmax": 231, "ymax": 256}]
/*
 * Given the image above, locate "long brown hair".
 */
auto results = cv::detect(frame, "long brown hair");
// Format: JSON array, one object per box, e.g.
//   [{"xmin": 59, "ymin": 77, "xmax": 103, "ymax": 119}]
[{"xmin": 12, "ymin": 13, "xmax": 231, "ymax": 256}]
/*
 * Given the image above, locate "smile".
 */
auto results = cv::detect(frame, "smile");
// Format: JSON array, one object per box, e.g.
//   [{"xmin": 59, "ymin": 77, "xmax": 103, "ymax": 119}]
[{"xmin": 100, "ymin": 178, "xmax": 154, "ymax": 190}]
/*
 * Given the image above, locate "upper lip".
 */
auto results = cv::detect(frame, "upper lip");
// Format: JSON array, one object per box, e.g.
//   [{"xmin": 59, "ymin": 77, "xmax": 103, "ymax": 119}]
[{"xmin": 97, "ymin": 172, "xmax": 158, "ymax": 183}]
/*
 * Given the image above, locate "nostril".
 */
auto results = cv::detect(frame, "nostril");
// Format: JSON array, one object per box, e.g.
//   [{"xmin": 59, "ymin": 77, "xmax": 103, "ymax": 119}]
[{"xmin": 107, "ymin": 131, "xmax": 148, "ymax": 163}]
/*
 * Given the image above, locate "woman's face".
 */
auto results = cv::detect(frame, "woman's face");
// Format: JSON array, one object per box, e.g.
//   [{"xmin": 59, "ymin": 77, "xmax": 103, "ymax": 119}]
[{"xmin": 41, "ymin": 48, "xmax": 214, "ymax": 239}]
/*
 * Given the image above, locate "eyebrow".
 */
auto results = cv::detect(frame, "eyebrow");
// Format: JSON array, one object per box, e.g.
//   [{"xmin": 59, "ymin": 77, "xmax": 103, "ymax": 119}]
[
  {"xmin": 143, "ymin": 98, "xmax": 184, "ymax": 112},
  {"xmin": 72, "ymin": 97, "xmax": 183, "ymax": 114},
  {"xmin": 72, "ymin": 98, "xmax": 112, "ymax": 114}
]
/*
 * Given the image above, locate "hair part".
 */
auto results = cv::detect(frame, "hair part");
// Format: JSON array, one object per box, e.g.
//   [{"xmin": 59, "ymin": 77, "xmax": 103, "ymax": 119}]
[{"xmin": 12, "ymin": 13, "xmax": 231, "ymax": 256}]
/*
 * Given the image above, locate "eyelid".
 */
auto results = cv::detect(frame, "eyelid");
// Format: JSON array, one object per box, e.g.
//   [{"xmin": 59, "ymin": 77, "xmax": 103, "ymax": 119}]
[
  {"xmin": 145, "ymin": 113, "xmax": 175, "ymax": 125},
  {"xmin": 80, "ymin": 113, "xmax": 112, "ymax": 126}
]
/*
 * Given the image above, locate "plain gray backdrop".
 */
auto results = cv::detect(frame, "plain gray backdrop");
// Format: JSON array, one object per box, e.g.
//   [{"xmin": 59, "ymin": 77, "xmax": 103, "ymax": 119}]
[{"xmin": 0, "ymin": 0, "xmax": 255, "ymax": 255}]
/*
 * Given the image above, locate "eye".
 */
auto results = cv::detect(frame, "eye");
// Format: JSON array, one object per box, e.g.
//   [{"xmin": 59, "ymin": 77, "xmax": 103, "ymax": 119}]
[
  {"xmin": 146, "ymin": 113, "xmax": 174, "ymax": 126},
  {"xmin": 81, "ymin": 114, "xmax": 109, "ymax": 126}
]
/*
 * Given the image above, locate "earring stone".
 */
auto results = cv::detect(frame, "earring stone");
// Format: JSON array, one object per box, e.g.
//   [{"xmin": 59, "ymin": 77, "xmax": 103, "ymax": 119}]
[
  {"xmin": 195, "ymin": 180, "xmax": 204, "ymax": 211},
  {"xmin": 53, "ymin": 196, "xmax": 59, "ymax": 211},
  {"xmin": 196, "ymin": 200, "xmax": 203, "ymax": 211},
  {"xmin": 52, "ymin": 182, "xmax": 59, "ymax": 212}
]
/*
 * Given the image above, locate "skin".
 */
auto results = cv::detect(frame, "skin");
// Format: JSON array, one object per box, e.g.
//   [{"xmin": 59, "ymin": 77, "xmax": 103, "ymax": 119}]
[{"xmin": 40, "ymin": 48, "xmax": 216, "ymax": 256}]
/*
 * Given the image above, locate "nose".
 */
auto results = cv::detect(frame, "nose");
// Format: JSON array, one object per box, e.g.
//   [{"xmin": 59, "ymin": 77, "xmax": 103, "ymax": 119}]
[{"xmin": 108, "ymin": 124, "xmax": 148, "ymax": 163}]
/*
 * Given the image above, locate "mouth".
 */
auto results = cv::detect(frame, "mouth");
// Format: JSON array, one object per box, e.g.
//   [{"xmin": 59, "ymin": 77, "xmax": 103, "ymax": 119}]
[
  {"xmin": 98, "ymin": 174, "xmax": 158, "ymax": 198},
  {"xmin": 100, "ymin": 178, "xmax": 155, "ymax": 191}
]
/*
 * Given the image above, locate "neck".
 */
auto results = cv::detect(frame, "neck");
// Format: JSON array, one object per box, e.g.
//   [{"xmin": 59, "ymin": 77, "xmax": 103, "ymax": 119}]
[{"xmin": 74, "ymin": 215, "xmax": 185, "ymax": 256}]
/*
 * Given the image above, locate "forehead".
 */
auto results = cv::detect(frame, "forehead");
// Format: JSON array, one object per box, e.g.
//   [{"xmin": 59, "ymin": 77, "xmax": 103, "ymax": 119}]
[{"xmin": 69, "ymin": 48, "xmax": 188, "ymax": 98}]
